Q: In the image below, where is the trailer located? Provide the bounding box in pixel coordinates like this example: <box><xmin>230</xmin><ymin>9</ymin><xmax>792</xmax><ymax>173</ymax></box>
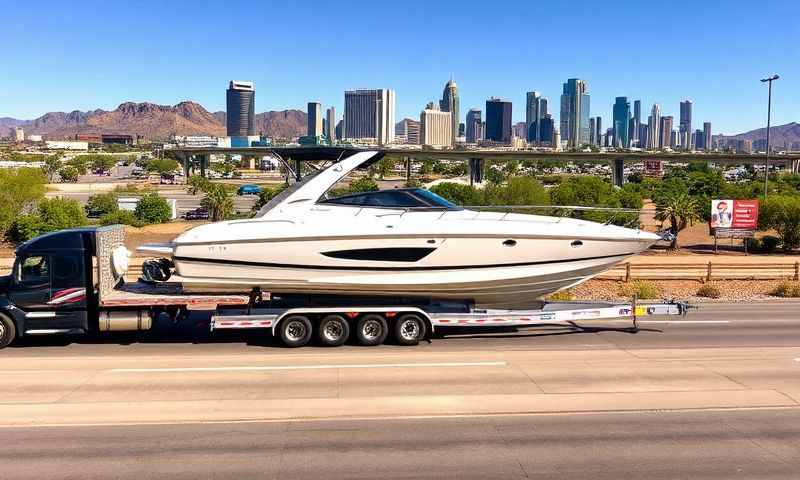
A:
<box><xmin>0</xmin><ymin>225</ymin><xmax>691</xmax><ymax>349</ymax></box>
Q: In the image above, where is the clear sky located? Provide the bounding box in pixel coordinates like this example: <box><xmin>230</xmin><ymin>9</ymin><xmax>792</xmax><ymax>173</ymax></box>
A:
<box><xmin>3</xmin><ymin>0</ymin><xmax>798</xmax><ymax>135</ymax></box>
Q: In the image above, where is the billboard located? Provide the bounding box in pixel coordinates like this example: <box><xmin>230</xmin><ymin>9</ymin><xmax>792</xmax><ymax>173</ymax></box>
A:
<box><xmin>711</xmin><ymin>199</ymin><xmax>759</xmax><ymax>230</ymax></box>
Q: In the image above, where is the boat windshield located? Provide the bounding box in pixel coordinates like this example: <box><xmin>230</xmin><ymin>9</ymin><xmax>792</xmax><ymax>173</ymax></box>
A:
<box><xmin>321</xmin><ymin>188</ymin><xmax>460</xmax><ymax>210</ymax></box>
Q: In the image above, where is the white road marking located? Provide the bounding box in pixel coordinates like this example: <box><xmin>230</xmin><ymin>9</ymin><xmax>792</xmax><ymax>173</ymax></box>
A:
<box><xmin>607</xmin><ymin>320</ymin><xmax>731</xmax><ymax>325</ymax></box>
<box><xmin>110</xmin><ymin>361</ymin><xmax>508</xmax><ymax>373</ymax></box>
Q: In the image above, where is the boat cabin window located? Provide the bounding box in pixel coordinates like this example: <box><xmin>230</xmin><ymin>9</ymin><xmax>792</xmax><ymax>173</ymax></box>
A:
<box><xmin>321</xmin><ymin>188</ymin><xmax>459</xmax><ymax>210</ymax></box>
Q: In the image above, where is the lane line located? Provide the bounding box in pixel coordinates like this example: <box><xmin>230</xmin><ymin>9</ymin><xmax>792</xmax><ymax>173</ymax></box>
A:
<box><xmin>607</xmin><ymin>320</ymin><xmax>731</xmax><ymax>324</ymax></box>
<box><xmin>110</xmin><ymin>361</ymin><xmax>508</xmax><ymax>373</ymax></box>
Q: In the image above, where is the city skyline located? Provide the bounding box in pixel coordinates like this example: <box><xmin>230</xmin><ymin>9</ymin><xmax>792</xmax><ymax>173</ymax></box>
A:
<box><xmin>2</xmin><ymin>0</ymin><xmax>798</xmax><ymax>135</ymax></box>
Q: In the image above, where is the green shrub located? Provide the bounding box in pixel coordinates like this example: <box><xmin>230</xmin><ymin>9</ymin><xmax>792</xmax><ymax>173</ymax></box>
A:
<box><xmin>696</xmin><ymin>283</ymin><xmax>722</xmax><ymax>299</ymax></box>
<box><xmin>134</xmin><ymin>193</ymin><xmax>172</xmax><ymax>224</ymax></box>
<box><xmin>9</xmin><ymin>215</ymin><xmax>44</xmax><ymax>242</ymax></box>
<box><xmin>144</xmin><ymin>158</ymin><xmax>180</xmax><ymax>175</ymax></box>
<box><xmin>760</xmin><ymin>235</ymin><xmax>781</xmax><ymax>253</ymax></box>
<box><xmin>58</xmin><ymin>166</ymin><xmax>79</xmax><ymax>182</ymax></box>
<box><xmin>618</xmin><ymin>280</ymin><xmax>662</xmax><ymax>299</ymax></box>
<box><xmin>86</xmin><ymin>192</ymin><xmax>119</xmax><ymax>215</ymax></box>
<box><xmin>759</xmin><ymin>195</ymin><xmax>800</xmax><ymax>251</ymax></box>
<box><xmin>252</xmin><ymin>184</ymin><xmax>287</xmax><ymax>213</ymax></box>
<box><xmin>429</xmin><ymin>182</ymin><xmax>484</xmax><ymax>205</ymax></box>
<box><xmin>745</xmin><ymin>237</ymin><xmax>762</xmax><ymax>252</ymax></box>
<box><xmin>100</xmin><ymin>210</ymin><xmax>142</xmax><ymax>227</ymax></box>
<box><xmin>347</xmin><ymin>177</ymin><xmax>379</xmax><ymax>193</ymax></box>
<box><xmin>770</xmin><ymin>280</ymin><xmax>800</xmax><ymax>298</ymax></box>
<box><xmin>187</xmin><ymin>175</ymin><xmax>211</xmax><ymax>195</ymax></box>
<box><xmin>9</xmin><ymin>197</ymin><xmax>87</xmax><ymax>242</ymax></box>
<box><xmin>0</xmin><ymin>167</ymin><xmax>46</xmax><ymax>239</ymax></box>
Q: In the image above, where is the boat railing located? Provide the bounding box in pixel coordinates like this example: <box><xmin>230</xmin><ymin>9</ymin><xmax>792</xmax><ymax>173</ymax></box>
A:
<box><xmin>460</xmin><ymin>205</ymin><xmax>651</xmax><ymax>227</ymax></box>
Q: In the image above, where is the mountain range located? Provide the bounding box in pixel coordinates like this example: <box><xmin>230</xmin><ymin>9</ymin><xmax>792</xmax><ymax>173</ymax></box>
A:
<box><xmin>716</xmin><ymin>122</ymin><xmax>800</xmax><ymax>148</ymax></box>
<box><xmin>0</xmin><ymin>102</ymin><xmax>308</xmax><ymax>141</ymax></box>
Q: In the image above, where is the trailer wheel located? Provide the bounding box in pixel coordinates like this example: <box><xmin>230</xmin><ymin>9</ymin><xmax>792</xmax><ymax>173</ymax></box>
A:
<box><xmin>394</xmin><ymin>314</ymin><xmax>427</xmax><ymax>346</ymax></box>
<box><xmin>279</xmin><ymin>315</ymin><xmax>313</xmax><ymax>347</ymax></box>
<box><xmin>0</xmin><ymin>313</ymin><xmax>16</xmax><ymax>349</ymax></box>
<box><xmin>318</xmin><ymin>314</ymin><xmax>350</xmax><ymax>347</ymax></box>
<box><xmin>356</xmin><ymin>314</ymin><xmax>388</xmax><ymax>346</ymax></box>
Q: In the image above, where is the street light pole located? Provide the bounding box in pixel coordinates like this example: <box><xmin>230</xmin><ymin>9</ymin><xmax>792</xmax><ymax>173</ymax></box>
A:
<box><xmin>761</xmin><ymin>74</ymin><xmax>779</xmax><ymax>202</ymax></box>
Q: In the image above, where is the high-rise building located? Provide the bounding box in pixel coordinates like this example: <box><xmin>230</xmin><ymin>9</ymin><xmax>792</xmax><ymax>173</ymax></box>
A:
<box><xmin>703</xmin><ymin>122</ymin><xmax>712</xmax><ymax>151</ymax></box>
<box><xmin>694</xmin><ymin>129</ymin><xmax>704</xmax><ymax>150</ymax></box>
<box><xmin>420</xmin><ymin>108</ymin><xmax>452</xmax><ymax>147</ymax></box>
<box><xmin>12</xmin><ymin>126</ymin><xmax>24</xmax><ymax>142</ymax></box>
<box><xmin>659</xmin><ymin>116</ymin><xmax>673</xmax><ymax>149</ymax></box>
<box><xmin>639</xmin><ymin>123</ymin><xmax>649</xmax><ymax>149</ymax></box>
<box><xmin>485</xmin><ymin>98</ymin><xmax>512</xmax><ymax>144</ymax></box>
<box><xmin>395</xmin><ymin>118</ymin><xmax>420</xmax><ymax>145</ymax></box>
<box><xmin>631</xmin><ymin>100</ymin><xmax>641</xmax><ymax>147</ymax></box>
<box><xmin>343</xmin><ymin>89</ymin><xmax>395</xmax><ymax>144</ymax></box>
<box><xmin>458</xmin><ymin>123</ymin><xmax>465</xmax><ymax>137</ymax></box>
<box><xmin>335</xmin><ymin>120</ymin><xmax>343</xmax><ymax>141</ymax></box>
<box><xmin>594</xmin><ymin>117</ymin><xmax>602</xmax><ymax>147</ymax></box>
<box><xmin>326</xmin><ymin>107</ymin><xmax>337</xmax><ymax>141</ymax></box>
<box><xmin>465</xmin><ymin>109</ymin><xmax>482</xmax><ymax>143</ymax></box>
<box><xmin>612</xmin><ymin>97</ymin><xmax>631</xmax><ymax>148</ymax></box>
<box><xmin>647</xmin><ymin>104</ymin><xmax>661</xmax><ymax>150</ymax></box>
<box><xmin>439</xmin><ymin>79</ymin><xmax>459</xmax><ymax>147</ymax></box>
<box><xmin>513</xmin><ymin>122</ymin><xmax>527</xmax><ymax>140</ymax></box>
<box><xmin>539</xmin><ymin>115</ymin><xmax>555</xmax><ymax>146</ymax></box>
<box><xmin>307</xmin><ymin>102</ymin><xmax>323</xmax><ymax>137</ymax></box>
<box><xmin>226</xmin><ymin>81</ymin><xmax>256</xmax><ymax>137</ymax></box>
<box><xmin>525</xmin><ymin>91</ymin><xmax>542</xmax><ymax>143</ymax></box>
<box><xmin>679</xmin><ymin>100</ymin><xmax>692</xmax><ymax>150</ymax></box>
<box><xmin>589</xmin><ymin>117</ymin><xmax>596</xmax><ymax>145</ymax></box>
<box><xmin>559</xmin><ymin>78</ymin><xmax>590</xmax><ymax>148</ymax></box>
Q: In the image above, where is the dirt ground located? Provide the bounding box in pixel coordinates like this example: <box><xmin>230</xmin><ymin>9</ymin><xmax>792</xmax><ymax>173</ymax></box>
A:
<box><xmin>573</xmin><ymin>278</ymin><xmax>798</xmax><ymax>303</ymax></box>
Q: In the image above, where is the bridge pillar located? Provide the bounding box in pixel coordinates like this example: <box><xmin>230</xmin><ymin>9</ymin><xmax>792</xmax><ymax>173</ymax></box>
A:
<box><xmin>292</xmin><ymin>158</ymin><xmax>302</xmax><ymax>181</ymax></box>
<box><xmin>405</xmin><ymin>156</ymin><xmax>412</xmax><ymax>182</ymax></box>
<box><xmin>468</xmin><ymin>158</ymin><xmax>485</xmax><ymax>186</ymax></box>
<box><xmin>180</xmin><ymin>154</ymin><xmax>191</xmax><ymax>177</ymax></box>
<box><xmin>792</xmin><ymin>159</ymin><xmax>800</xmax><ymax>174</ymax></box>
<box><xmin>611</xmin><ymin>158</ymin><xmax>625</xmax><ymax>187</ymax></box>
<box><xmin>199</xmin><ymin>154</ymin><xmax>208</xmax><ymax>178</ymax></box>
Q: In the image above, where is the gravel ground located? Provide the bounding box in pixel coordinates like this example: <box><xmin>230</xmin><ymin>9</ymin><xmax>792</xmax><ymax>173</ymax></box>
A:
<box><xmin>572</xmin><ymin>279</ymin><xmax>800</xmax><ymax>303</ymax></box>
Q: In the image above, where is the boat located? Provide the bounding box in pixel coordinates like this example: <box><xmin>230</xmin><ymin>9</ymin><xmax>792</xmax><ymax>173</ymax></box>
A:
<box><xmin>139</xmin><ymin>148</ymin><xmax>661</xmax><ymax>307</ymax></box>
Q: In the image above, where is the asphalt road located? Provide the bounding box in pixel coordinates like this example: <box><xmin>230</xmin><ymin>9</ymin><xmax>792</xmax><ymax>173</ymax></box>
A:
<box><xmin>2</xmin><ymin>302</ymin><xmax>799</xmax><ymax>478</ymax></box>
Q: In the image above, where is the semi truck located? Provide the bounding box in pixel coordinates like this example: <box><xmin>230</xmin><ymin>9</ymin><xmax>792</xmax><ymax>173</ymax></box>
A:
<box><xmin>0</xmin><ymin>225</ymin><xmax>689</xmax><ymax>349</ymax></box>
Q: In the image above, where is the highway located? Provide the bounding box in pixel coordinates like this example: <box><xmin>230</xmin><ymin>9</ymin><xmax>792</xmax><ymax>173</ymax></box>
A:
<box><xmin>1</xmin><ymin>302</ymin><xmax>799</xmax><ymax>478</ymax></box>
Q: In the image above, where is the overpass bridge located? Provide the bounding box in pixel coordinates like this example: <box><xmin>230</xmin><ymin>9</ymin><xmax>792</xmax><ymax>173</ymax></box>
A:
<box><xmin>165</xmin><ymin>146</ymin><xmax>800</xmax><ymax>187</ymax></box>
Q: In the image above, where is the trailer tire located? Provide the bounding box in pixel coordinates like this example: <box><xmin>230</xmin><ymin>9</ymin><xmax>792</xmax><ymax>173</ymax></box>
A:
<box><xmin>0</xmin><ymin>313</ymin><xmax>16</xmax><ymax>349</ymax></box>
<box><xmin>318</xmin><ymin>314</ymin><xmax>350</xmax><ymax>347</ymax></box>
<box><xmin>356</xmin><ymin>314</ymin><xmax>388</xmax><ymax>346</ymax></box>
<box><xmin>278</xmin><ymin>315</ymin><xmax>313</xmax><ymax>347</ymax></box>
<box><xmin>394</xmin><ymin>314</ymin><xmax>427</xmax><ymax>346</ymax></box>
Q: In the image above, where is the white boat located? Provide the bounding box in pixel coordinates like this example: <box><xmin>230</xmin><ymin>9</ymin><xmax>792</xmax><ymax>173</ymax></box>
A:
<box><xmin>140</xmin><ymin>149</ymin><xmax>661</xmax><ymax>307</ymax></box>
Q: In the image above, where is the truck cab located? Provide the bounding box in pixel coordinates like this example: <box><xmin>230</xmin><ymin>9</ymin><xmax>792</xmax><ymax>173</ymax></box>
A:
<box><xmin>0</xmin><ymin>229</ymin><xmax>97</xmax><ymax>346</ymax></box>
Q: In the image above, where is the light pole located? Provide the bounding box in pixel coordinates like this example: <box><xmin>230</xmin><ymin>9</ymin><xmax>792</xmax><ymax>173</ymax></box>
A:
<box><xmin>761</xmin><ymin>74</ymin><xmax>779</xmax><ymax>202</ymax></box>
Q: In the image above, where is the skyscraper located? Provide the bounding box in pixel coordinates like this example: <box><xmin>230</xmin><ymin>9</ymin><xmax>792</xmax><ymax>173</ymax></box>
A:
<box><xmin>632</xmin><ymin>100</ymin><xmax>641</xmax><ymax>147</ymax></box>
<box><xmin>703</xmin><ymin>122</ymin><xmax>712</xmax><ymax>151</ymax></box>
<box><xmin>526</xmin><ymin>91</ymin><xmax>542</xmax><ymax>143</ymax></box>
<box><xmin>589</xmin><ymin>117</ymin><xmax>596</xmax><ymax>145</ymax></box>
<box><xmin>612</xmin><ymin>97</ymin><xmax>631</xmax><ymax>148</ymax></box>
<box><xmin>648</xmin><ymin>103</ymin><xmax>661</xmax><ymax>150</ymax></box>
<box><xmin>559</xmin><ymin>78</ymin><xmax>590</xmax><ymax>148</ymax></box>
<box><xmin>679</xmin><ymin>100</ymin><xmax>692</xmax><ymax>150</ymax></box>
<box><xmin>343</xmin><ymin>89</ymin><xmax>395</xmax><ymax>144</ymax></box>
<box><xmin>226</xmin><ymin>80</ymin><xmax>256</xmax><ymax>137</ymax></box>
<box><xmin>594</xmin><ymin>117</ymin><xmax>602</xmax><ymax>147</ymax></box>
<box><xmin>420</xmin><ymin>108</ymin><xmax>452</xmax><ymax>147</ymax></box>
<box><xmin>659</xmin><ymin>116</ymin><xmax>673</xmax><ymax>149</ymax></box>
<box><xmin>395</xmin><ymin>118</ymin><xmax>421</xmax><ymax>145</ymax></box>
<box><xmin>307</xmin><ymin>102</ymin><xmax>322</xmax><ymax>137</ymax></box>
<box><xmin>485</xmin><ymin>98</ymin><xmax>512</xmax><ymax>144</ymax></box>
<box><xmin>326</xmin><ymin>107</ymin><xmax>336</xmax><ymax>141</ymax></box>
<box><xmin>465</xmin><ymin>109</ymin><xmax>482</xmax><ymax>143</ymax></box>
<box><xmin>539</xmin><ymin>115</ymin><xmax>555</xmax><ymax>146</ymax></box>
<box><xmin>439</xmin><ymin>79</ymin><xmax>459</xmax><ymax>147</ymax></box>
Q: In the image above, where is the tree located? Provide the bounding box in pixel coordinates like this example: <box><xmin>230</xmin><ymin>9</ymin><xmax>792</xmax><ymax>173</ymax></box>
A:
<box><xmin>86</xmin><ymin>192</ymin><xmax>119</xmax><ymax>216</ymax></box>
<box><xmin>58</xmin><ymin>166</ymin><xmax>79</xmax><ymax>183</ymax></box>
<box><xmin>0</xmin><ymin>168</ymin><xmax>46</xmax><ymax>238</ymax></box>
<box><xmin>346</xmin><ymin>177</ymin><xmax>379</xmax><ymax>193</ymax></box>
<box><xmin>134</xmin><ymin>193</ymin><xmax>172</xmax><ymax>224</ymax></box>
<box><xmin>759</xmin><ymin>195</ymin><xmax>800</xmax><ymax>251</ymax></box>
<box><xmin>85</xmin><ymin>154</ymin><xmax>116</xmax><ymax>173</ymax></box>
<box><xmin>654</xmin><ymin>190</ymin><xmax>700</xmax><ymax>250</ymax></box>
<box><xmin>484</xmin><ymin>176</ymin><xmax>549</xmax><ymax>207</ymax></box>
<box><xmin>429</xmin><ymin>183</ymin><xmax>484</xmax><ymax>206</ymax></box>
<box><xmin>10</xmin><ymin>197</ymin><xmax>88</xmax><ymax>242</ymax></box>
<box><xmin>145</xmin><ymin>158</ymin><xmax>180</xmax><ymax>175</ymax></box>
<box><xmin>369</xmin><ymin>158</ymin><xmax>394</xmax><ymax>180</ymax></box>
<box><xmin>201</xmin><ymin>184</ymin><xmax>235</xmax><ymax>221</ymax></box>
<box><xmin>66</xmin><ymin>156</ymin><xmax>88</xmax><ymax>175</ymax></box>
<box><xmin>550</xmin><ymin>176</ymin><xmax>640</xmax><ymax>225</ymax></box>
<box><xmin>252</xmin><ymin>184</ymin><xmax>287</xmax><ymax>213</ymax></box>
<box><xmin>186</xmin><ymin>175</ymin><xmax>211</xmax><ymax>195</ymax></box>
<box><xmin>42</xmin><ymin>154</ymin><xmax>62</xmax><ymax>182</ymax></box>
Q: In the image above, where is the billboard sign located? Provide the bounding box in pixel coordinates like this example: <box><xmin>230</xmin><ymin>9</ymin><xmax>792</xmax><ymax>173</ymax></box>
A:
<box><xmin>711</xmin><ymin>199</ymin><xmax>759</xmax><ymax>230</ymax></box>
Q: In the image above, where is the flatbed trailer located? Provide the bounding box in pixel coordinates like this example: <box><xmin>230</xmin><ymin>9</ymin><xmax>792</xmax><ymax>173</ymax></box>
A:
<box><xmin>0</xmin><ymin>225</ymin><xmax>691</xmax><ymax>349</ymax></box>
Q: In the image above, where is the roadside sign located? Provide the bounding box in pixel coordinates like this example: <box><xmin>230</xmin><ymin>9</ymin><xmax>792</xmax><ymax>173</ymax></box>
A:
<box><xmin>711</xmin><ymin>199</ymin><xmax>759</xmax><ymax>230</ymax></box>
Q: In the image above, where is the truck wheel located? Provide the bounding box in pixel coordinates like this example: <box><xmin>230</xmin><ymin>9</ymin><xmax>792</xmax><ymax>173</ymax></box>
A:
<box><xmin>356</xmin><ymin>314</ymin><xmax>388</xmax><ymax>346</ymax></box>
<box><xmin>0</xmin><ymin>313</ymin><xmax>17</xmax><ymax>349</ymax></box>
<box><xmin>279</xmin><ymin>315</ymin><xmax>312</xmax><ymax>347</ymax></box>
<box><xmin>318</xmin><ymin>314</ymin><xmax>350</xmax><ymax>347</ymax></box>
<box><xmin>394</xmin><ymin>314</ymin><xmax>427</xmax><ymax>346</ymax></box>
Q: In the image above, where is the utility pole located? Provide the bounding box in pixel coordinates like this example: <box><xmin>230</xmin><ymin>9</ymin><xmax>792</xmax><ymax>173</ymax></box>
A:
<box><xmin>760</xmin><ymin>74</ymin><xmax>779</xmax><ymax>202</ymax></box>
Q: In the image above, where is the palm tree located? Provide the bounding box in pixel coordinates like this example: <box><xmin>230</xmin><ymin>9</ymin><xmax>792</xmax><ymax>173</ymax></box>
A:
<box><xmin>200</xmin><ymin>184</ymin><xmax>234</xmax><ymax>222</ymax></box>
<box><xmin>654</xmin><ymin>191</ymin><xmax>700</xmax><ymax>250</ymax></box>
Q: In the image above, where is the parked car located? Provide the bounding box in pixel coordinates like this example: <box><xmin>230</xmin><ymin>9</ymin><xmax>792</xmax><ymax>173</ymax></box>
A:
<box><xmin>183</xmin><ymin>207</ymin><xmax>210</xmax><ymax>220</ymax></box>
<box><xmin>237</xmin><ymin>184</ymin><xmax>262</xmax><ymax>196</ymax></box>
<box><xmin>85</xmin><ymin>207</ymin><xmax>104</xmax><ymax>219</ymax></box>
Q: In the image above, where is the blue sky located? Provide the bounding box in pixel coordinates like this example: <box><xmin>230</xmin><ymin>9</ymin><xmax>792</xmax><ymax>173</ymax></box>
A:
<box><xmin>3</xmin><ymin>0</ymin><xmax>798</xmax><ymax>135</ymax></box>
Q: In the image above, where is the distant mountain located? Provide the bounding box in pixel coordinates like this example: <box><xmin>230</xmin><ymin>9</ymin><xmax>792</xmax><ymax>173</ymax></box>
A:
<box><xmin>717</xmin><ymin>122</ymin><xmax>800</xmax><ymax>149</ymax></box>
<box><xmin>2</xmin><ymin>102</ymin><xmax>308</xmax><ymax>141</ymax></box>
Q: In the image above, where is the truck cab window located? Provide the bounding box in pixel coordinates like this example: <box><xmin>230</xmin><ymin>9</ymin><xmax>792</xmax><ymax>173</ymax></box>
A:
<box><xmin>18</xmin><ymin>256</ymin><xmax>49</xmax><ymax>284</ymax></box>
<box><xmin>52</xmin><ymin>254</ymin><xmax>82</xmax><ymax>288</ymax></box>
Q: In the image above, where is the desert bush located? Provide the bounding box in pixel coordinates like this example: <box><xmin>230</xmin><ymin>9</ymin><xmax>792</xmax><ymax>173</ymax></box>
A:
<box><xmin>134</xmin><ymin>193</ymin><xmax>172</xmax><ymax>224</ymax></box>
<box><xmin>618</xmin><ymin>280</ymin><xmax>662</xmax><ymax>299</ymax></box>
<box><xmin>0</xmin><ymin>167</ymin><xmax>46</xmax><ymax>238</ymax></box>
<box><xmin>99</xmin><ymin>210</ymin><xmax>143</xmax><ymax>227</ymax></box>
<box><xmin>9</xmin><ymin>197</ymin><xmax>87</xmax><ymax>242</ymax></box>
<box><xmin>58</xmin><ymin>166</ymin><xmax>79</xmax><ymax>183</ymax></box>
<box><xmin>86</xmin><ymin>192</ymin><xmax>119</xmax><ymax>216</ymax></box>
<box><xmin>769</xmin><ymin>280</ymin><xmax>800</xmax><ymax>298</ymax></box>
<box><xmin>696</xmin><ymin>283</ymin><xmax>722</xmax><ymax>299</ymax></box>
<box><xmin>547</xmin><ymin>290</ymin><xmax>576</xmax><ymax>301</ymax></box>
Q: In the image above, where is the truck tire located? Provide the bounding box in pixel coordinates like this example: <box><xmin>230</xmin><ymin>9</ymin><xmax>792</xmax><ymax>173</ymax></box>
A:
<box><xmin>0</xmin><ymin>313</ymin><xmax>17</xmax><ymax>349</ymax></box>
<box><xmin>394</xmin><ymin>314</ymin><xmax>427</xmax><ymax>346</ymax></box>
<box><xmin>318</xmin><ymin>314</ymin><xmax>350</xmax><ymax>347</ymax></box>
<box><xmin>279</xmin><ymin>315</ymin><xmax>312</xmax><ymax>347</ymax></box>
<box><xmin>356</xmin><ymin>314</ymin><xmax>388</xmax><ymax>346</ymax></box>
